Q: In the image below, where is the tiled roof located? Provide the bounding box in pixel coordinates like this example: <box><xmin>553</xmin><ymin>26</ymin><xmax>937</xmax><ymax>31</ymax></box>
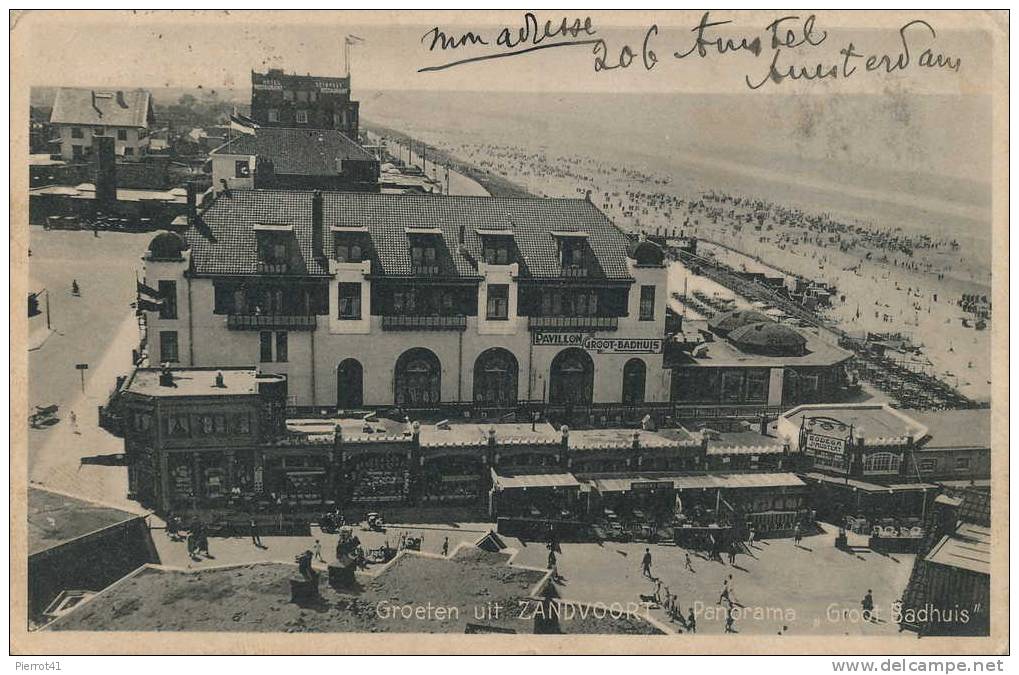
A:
<box><xmin>211</xmin><ymin>127</ymin><xmax>376</xmax><ymax>175</ymax></box>
<box><xmin>186</xmin><ymin>190</ymin><xmax>635</xmax><ymax>280</ymax></box>
<box><xmin>49</xmin><ymin>87</ymin><xmax>152</xmax><ymax>128</ymax></box>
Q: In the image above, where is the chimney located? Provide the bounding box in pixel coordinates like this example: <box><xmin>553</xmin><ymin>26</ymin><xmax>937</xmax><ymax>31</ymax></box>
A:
<box><xmin>91</xmin><ymin>90</ymin><xmax>102</xmax><ymax>117</ymax></box>
<box><xmin>311</xmin><ymin>190</ymin><xmax>324</xmax><ymax>258</ymax></box>
<box><xmin>94</xmin><ymin>136</ymin><xmax>117</xmax><ymax>205</ymax></box>
<box><xmin>116</xmin><ymin>90</ymin><xmax>127</xmax><ymax>108</ymax></box>
<box><xmin>488</xmin><ymin>426</ymin><xmax>497</xmax><ymax>447</ymax></box>
<box><xmin>185</xmin><ymin>182</ymin><xmax>197</xmax><ymax>224</ymax></box>
<box><xmin>219</xmin><ymin>179</ymin><xmax>231</xmax><ymax>198</ymax></box>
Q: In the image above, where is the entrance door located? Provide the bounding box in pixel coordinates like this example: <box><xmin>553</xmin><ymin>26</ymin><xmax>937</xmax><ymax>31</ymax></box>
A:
<box><xmin>337</xmin><ymin>359</ymin><xmax>364</xmax><ymax>408</ymax></box>
<box><xmin>622</xmin><ymin>358</ymin><xmax>647</xmax><ymax>404</ymax></box>
<box><xmin>549</xmin><ymin>348</ymin><xmax>594</xmax><ymax>405</ymax></box>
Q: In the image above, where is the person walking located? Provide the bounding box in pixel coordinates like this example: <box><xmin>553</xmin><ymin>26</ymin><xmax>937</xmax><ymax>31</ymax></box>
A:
<box><xmin>747</xmin><ymin>528</ymin><xmax>756</xmax><ymax>548</ymax></box>
<box><xmin>724</xmin><ymin>608</ymin><xmax>736</xmax><ymax>633</ymax></box>
<box><xmin>442</xmin><ymin>537</ymin><xmax>449</xmax><ymax>557</ymax></box>
<box><xmin>793</xmin><ymin>523</ymin><xmax>802</xmax><ymax>545</ymax></box>
<box><xmin>727</xmin><ymin>574</ymin><xmax>739</xmax><ymax>605</ymax></box>
<box><xmin>686</xmin><ymin>609</ymin><xmax>696</xmax><ymax>633</ymax></box>
<box><xmin>684</xmin><ymin>552</ymin><xmax>695</xmax><ymax>572</ymax></box>
<box><xmin>641</xmin><ymin>547</ymin><xmax>653</xmax><ymax>579</ymax></box>
<box><xmin>862</xmin><ymin>589</ymin><xmax>875</xmax><ymax>622</ymax></box>
<box><xmin>717</xmin><ymin>576</ymin><xmax>731</xmax><ymax>606</ymax></box>
<box><xmin>249</xmin><ymin>518</ymin><xmax>262</xmax><ymax>547</ymax></box>
<box><xmin>312</xmin><ymin>539</ymin><xmax>324</xmax><ymax>562</ymax></box>
<box><xmin>69</xmin><ymin>411</ymin><xmax>80</xmax><ymax>435</ymax></box>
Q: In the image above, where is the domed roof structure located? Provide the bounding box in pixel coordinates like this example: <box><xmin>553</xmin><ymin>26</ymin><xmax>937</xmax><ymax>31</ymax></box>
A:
<box><xmin>147</xmin><ymin>231</ymin><xmax>188</xmax><ymax>261</ymax></box>
<box><xmin>708</xmin><ymin>309</ymin><xmax>773</xmax><ymax>336</ymax></box>
<box><xmin>728</xmin><ymin>321</ymin><xmax>808</xmax><ymax>356</ymax></box>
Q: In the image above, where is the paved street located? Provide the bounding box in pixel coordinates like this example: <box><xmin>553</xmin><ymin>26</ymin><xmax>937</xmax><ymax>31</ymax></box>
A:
<box><xmin>27</xmin><ymin>227</ymin><xmax>150</xmax><ymax>511</ymax></box>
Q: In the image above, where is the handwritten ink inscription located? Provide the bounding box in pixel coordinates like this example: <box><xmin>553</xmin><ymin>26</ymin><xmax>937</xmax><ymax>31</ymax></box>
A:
<box><xmin>417</xmin><ymin>12</ymin><xmax>962</xmax><ymax>89</ymax></box>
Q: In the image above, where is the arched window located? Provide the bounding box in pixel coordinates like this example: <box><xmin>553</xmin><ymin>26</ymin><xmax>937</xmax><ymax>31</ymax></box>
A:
<box><xmin>622</xmin><ymin>358</ymin><xmax>646</xmax><ymax>404</ymax></box>
<box><xmin>473</xmin><ymin>348</ymin><xmax>519</xmax><ymax>405</ymax></box>
<box><xmin>337</xmin><ymin>359</ymin><xmax>364</xmax><ymax>408</ymax></box>
<box><xmin>394</xmin><ymin>348</ymin><xmax>441</xmax><ymax>406</ymax></box>
<box><xmin>863</xmin><ymin>452</ymin><xmax>901</xmax><ymax>474</ymax></box>
<box><xmin>549</xmin><ymin>348</ymin><xmax>594</xmax><ymax>405</ymax></box>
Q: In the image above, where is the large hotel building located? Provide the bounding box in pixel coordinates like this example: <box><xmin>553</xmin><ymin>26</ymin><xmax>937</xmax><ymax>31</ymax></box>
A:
<box><xmin>142</xmin><ymin>189</ymin><xmax>670</xmax><ymax>410</ymax></box>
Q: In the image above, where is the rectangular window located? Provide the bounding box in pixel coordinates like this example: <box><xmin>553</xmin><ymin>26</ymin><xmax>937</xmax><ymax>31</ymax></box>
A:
<box><xmin>124</xmin><ymin>147</ymin><xmax>134</xmax><ymax>156</ymax></box>
<box><xmin>259</xmin><ymin>331</ymin><xmax>273</xmax><ymax>363</ymax></box>
<box><xmin>296</xmin><ymin>110</ymin><xmax>308</xmax><ymax>124</ymax></box>
<box><xmin>955</xmin><ymin>457</ymin><xmax>971</xmax><ymax>471</ymax></box>
<box><xmin>159</xmin><ymin>331</ymin><xmax>179</xmax><ymax>363</ymax></box>
<box><xmin>117</xmin><ymin>129</ymin><xmax>128</xmax><ymax>141</ymax></box>
<box><xmin>336</xmin><ymin>242</ymin><xmax>363</xmax><ymax>263</ymax></box>
<box><xmin>487</xmin><ymin>284</ymin><xmax>509</xmax><ymax>320</ymax></box>
<box><xmin>639</xmin><ymin>285</ymin><xmax>656</xmax><ymax>321</ymax></box>
<box><xmin>158</xmin><ymin>280</ymin><xmax>178</xmax><ymax>319</ymax></box>
<box><xmin>275</xmin><ymin>331</ymin><xmax>288</xmax><ymax>363</ymax></box>
<box><xmin>93</xmin><ymin>127</ymin><xmax>105</xmax><ymax>136</ymax></box>
<box><xmin>235</xmin><ymin>160</ymin><xmax>250</xmax><ymax>178</ymax></box>
<box><xmin>745</xmin><ymin>369</ymin><xmax>768</xmax><ymax>402</ymax></box>
<box><xmin>338</xmin><ymin>283</ymin><xmax>362</xmax><ymax>319</ymax></box>
<box><xmin>267</xmin><ymin>109</ymin><xmax>279</xmax><ymax>123</ymax></box>
<box><xmin>918</xmin><ymin>458</ymin><xmax>937</xmax><ymax>473</ymax></box>
<box><xmin>71</xmin><ymin>127</ymin><xmax>83</xmax><ymax>139</ymax></box>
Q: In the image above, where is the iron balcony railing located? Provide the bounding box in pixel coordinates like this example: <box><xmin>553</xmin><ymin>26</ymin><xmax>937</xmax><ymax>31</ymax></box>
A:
<box><xmin>381</xmin><ymin>315</ymin><xmax>467</xmax><ymax>331</ymax></box>
<box><xmin>255</xmin><ymin>261</ymin><xmax>289</xmax><ymax>274</ymax></box>
<box><xmin>227</xmin><ymin>314</ymin><xmax>317</xmax><ymax>331</ymax></box>
<box><xmin>527</xmin><ymin>316</ymin><xmax>618</xmax><ymax>332</ymax></box>
<box><xmin>560</xmin><ymin>265</ymin><xmax>589</xmax><ymax>278</ymax></box>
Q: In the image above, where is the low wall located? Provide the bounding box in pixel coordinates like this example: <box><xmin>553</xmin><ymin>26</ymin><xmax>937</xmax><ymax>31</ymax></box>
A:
<box><xmin>29</xmin><ymin>516</ymin><xmax>159</xmax><ymax>623</ymax></box>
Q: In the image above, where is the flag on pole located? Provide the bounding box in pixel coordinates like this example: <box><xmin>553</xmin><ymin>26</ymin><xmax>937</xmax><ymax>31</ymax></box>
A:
<box><xmin>345</xmin><ymin>34</ymin><xmax>365</xmax><ymax>45</ymax></box>
<box><xmin>136</xmin><ymin>280</ymin><xmax>164</xmax><ymax>312</ymax></box>
<box><xmin>229</xmin><ymin>112</ymin><xmax>257</xmax><ymax>135</ymax></box>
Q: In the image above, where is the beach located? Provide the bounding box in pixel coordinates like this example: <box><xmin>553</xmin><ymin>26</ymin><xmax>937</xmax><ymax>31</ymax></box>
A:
<box><xmin>360</xmin><ymin>90</ymin><xmax>992</xmax><ymax>403</ymax></box>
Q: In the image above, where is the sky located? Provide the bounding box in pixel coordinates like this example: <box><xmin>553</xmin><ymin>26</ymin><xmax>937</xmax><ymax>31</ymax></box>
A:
<box><xmin>15</xmin><ymin>10</ymin><xmax>999</xmax><ymax>96</ymax></box>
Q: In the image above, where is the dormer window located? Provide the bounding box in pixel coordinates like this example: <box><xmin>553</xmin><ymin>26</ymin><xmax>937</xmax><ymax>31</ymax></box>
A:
<box><xmin>477</xmin><ymin>228</ymin><xmax>515</xmax><ymax>266</ymax></box>
<box><xmin>254</xmin><ymin>223</ymin><xmax>294</xmax><ymax>274</ymax></box>
<box><xmin>551</xmin><ymin>231</ymin><xmax>589</xmax><ymax>277</ymax></box>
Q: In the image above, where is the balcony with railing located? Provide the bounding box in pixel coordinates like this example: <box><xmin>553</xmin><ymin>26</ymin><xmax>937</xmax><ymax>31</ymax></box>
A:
<box><xmin>227</xmin><ymin>314</ymin><xmax>317</xmax><ymax>331</ymax></box>
<box><xmin>527</xmin><ymin>316</ymin><xmax>618</xmax><ymax>332</ymax></box>
<box><xmin>381</xmin><ymin>315</ymin><xmax>467</xmax><ymax>331</ymax></box>
<box><xmin>560</xmin><ymin>265</ymin><xmax>589</xmax><ymax>278</ymax></box>
<box><xmin>255</xmin><ymin>261</ymin><xmax>290</xmax><ymax>274</ymax></box>
<box><xmin>411</xmin><ymin>264</ymin><xmax>441</xmax><ymax>276</ymax></box>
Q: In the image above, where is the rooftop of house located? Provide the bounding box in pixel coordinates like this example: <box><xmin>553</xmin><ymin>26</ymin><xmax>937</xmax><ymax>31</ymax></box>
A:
<box><xmin>673</xmin><ymin>326</ymin><xmax>854</xmax><ymax>368</ymax></box>
<box><xmin>925</xmin><ymin>522</ymin><xmax>990</xmax><ymax>576</ymax></box>
<box><xmin>211</xmin><ymin>127</ymin><xmax>377</xmax><ymax>174</ymax></box>
<box><xmin>49</xmin><ymin>87</ymin><xmax>153</xmax><ymax>128</ymax></box>
<box><xmin>185</xmin><ymin>190</ymin><xmax>640</xmax><ymax>280</ymax></box>
<box><xmin>780</xmin><ymin>404</ymin><xmax>929</xmax><ymax>445</ymax></box>
<box><xmin>45</xmin><ymin>546</ymin><xmax>660</xmax><ymax>634</ymax></box>
<box><xmin>904</xmin><ymin>409</ymin><xmax>992</xmax><ymax>450</ymax></box>
<box><xmin>28</xmin><ymin>488</ymin><xmax>142</xmax><ymax>556</ymax></box>
<box><xmin>123</xmin><ymin>367</ymin><xmax>269</xmax><ymax>398</ymax></box>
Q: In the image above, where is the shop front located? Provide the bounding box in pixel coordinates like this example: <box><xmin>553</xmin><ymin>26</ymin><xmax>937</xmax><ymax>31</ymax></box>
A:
<box><xmin>419</xmin><ymin>454</ymin><xmax>487</xmax><ymax>504</ymax></box>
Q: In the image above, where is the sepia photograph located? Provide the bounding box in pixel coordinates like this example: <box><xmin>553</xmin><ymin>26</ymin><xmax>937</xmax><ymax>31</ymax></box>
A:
<box><xmin>9</xmin><ymin>8</ymin><xmax>1008</xmax><ymax>658</ymax></box>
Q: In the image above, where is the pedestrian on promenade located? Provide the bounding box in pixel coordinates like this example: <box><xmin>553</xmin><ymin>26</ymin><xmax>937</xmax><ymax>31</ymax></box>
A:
<box><xmin>69</xmin><ymin>411</ymin><xmax>80</xmax><ymax>434</ymax></box>
<box><xmin>641</xmin><ymin>547</ymin><xmax>653</xmax><ymax>579</ymax></box>
<box><xmin>71</xmin><ymin>280</ymin><xmax>79</xmax><ymax>296</ymax></box>
<box><xmin>747</xmin><ymin>528</ymin><xmax>756</xmax><ymax>548</ymax></box>
<box><xmin>249</xmin><ymin>518</ymin><xmax>262</xmax><ymax>547</ymax></box>
<box><xmin>793</xmin><ymin>524</ymin><xmax>803</xmax><ymax>545</ymax></box>
<box><xmin>862</xmin><ymin>589</ymin><xmax>875</xmax><ymax>622</ymax></box>
<box><xmin>717</xmin><ymin>577</ymin><xmax>731</xmax><ymax>606</ymax></box>
<box><xmin>685</xmin><ymin>552</ymin><xmax>695</xmax><ymax>572</ymax></box>
<box><xmin>727</xmin><ymin>574</ymin><xmax>739</xmax><ymax>605</ymax></box>
<box><xmin>724</xmin><ymin>608</ymin><xmax>736</xmax><ymax>633</ymax></box>
<box><xmin>442</xmin><ymin>537</ymin><xmax>449</xmax><ymax>557</ymax></box>
<box><xmin>686</xmin><ymin>609</ymin><xmax>696</xmax><ymax>633</ymax></box>
<box><xmin>312</xmin><ymin>539</ymin><xmax>324</xmax><ymax>562</ymax></box>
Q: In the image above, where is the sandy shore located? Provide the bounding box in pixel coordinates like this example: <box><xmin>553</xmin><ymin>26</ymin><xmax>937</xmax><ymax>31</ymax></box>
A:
<box><xmin>367</xmin><ymin>132</ymin><xmax>990</xmax><ymax>403</ymax></box>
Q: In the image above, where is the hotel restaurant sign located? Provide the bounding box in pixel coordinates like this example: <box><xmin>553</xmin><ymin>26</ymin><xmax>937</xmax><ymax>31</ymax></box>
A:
<box><xmin>532</xmin><ymin>332</ymin><xmax>663</xmax><ymax>354</ymax></box>
<box><xmin>803</xmin><ymin>417</ymin><xmax>851</xmax><ymax>455</ymax></box>
<box><xmin>253</xmin><ymin>78</ymin><xmax>349</xmax><ymax>94</ymax></box>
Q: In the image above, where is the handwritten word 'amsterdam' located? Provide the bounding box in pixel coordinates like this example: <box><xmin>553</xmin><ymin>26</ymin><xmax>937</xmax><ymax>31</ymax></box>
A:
<box><xmin>417</xmin><ymin>12</ymin><xmax>962</xmax><ymax>89</ymax></box>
